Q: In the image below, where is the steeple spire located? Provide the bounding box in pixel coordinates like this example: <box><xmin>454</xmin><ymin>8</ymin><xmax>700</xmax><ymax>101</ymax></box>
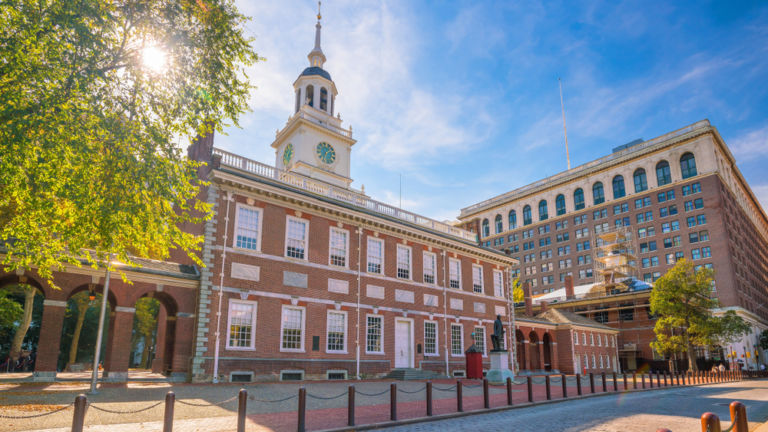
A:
<box><xmin>308</xmin><ymin>1</ymin><xmax>326</xmax><ymax>68</ymax></box>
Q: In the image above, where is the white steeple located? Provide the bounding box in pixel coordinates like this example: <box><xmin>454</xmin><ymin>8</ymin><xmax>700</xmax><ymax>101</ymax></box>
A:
<box><xmin>308</xmin><ymin>2</ymin><xmax>326</xmax><ymax>68</ymax></box>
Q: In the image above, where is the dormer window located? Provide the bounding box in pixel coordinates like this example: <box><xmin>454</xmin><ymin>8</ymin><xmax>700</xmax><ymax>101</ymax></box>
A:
<box><xmin>320</xmin><ymin>87</ymin><xmax>328</xmax><ymax>111</ymax></box>
<box><xmin>306</xmin><ymin>85</ymin><xmax>314</xmax><ymax>107</ymax></box>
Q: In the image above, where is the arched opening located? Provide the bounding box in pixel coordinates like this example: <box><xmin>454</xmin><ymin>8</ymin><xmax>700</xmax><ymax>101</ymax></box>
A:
<box><xmin>523</xmin><ymin>205</ymin><xmax>532</xmax><ymax>226</ymax></box>
<box><xmin>495</xmin><ymin>214</ymin><xmax>503</xmax><ymax>234</ymax></box>
<box><xmin>320</xmin><ymin>87</ymin><xmax>328</xmax><ymax>111</ymax></box>
<box><xmin>57</xmin><ymin>284</ymin><xmax>115</xmax><ymax>373</ymax></box>
<box><xmin>295</xmin><ymin>88</ymin><xmax>301</xmax><ymax>113</ymax></box>
<box><xmin>481</xmin><ymin>219</ymin><xmax>489</xmax><ymax>237</ymax></box>
<box><xmin>680</xmin><ymin>153</ymin><xmax>697</xmax><ymax>179</ymax></box>
<box><xmin>305</xmin><ymin>85</ymin><xmax>314</xmax><ymax>107</ymax></box>
<box><xmin>538</xmin><ymin>200</ymin><xmax>548</xmax><ymax>221</ymax></box>
<box><xmin>574</xmin><ymin>188</ymin><xmax>585</xmax><ymax>210</ymax></box>
<box><xmin>528</xmin><ymin>331</ymin><xmax>540</xmax><ymax>370</ymax></box>
<box><xmin>0</xmin><ymin>281</ymin><xmax>45</xmax><ymax>373</ymax></box>
<box><xmin>633</xmin><ymin>168</ymin><xmax>648</xmax><ymax>193</ymax></box>
<box><xmin>130</xmin><ymin>292</ymin><xmax>178</xmax><ymax>375</ymax></box>
<box><xmin>508</xmin><ymin>210</ymin><xmax>517</xmax><ymax>230</ymax></box>
<box><xmin>556</xmin><ymin>194</ymin><xmax>566</xmax><ymax>216</ymax></box>
<box><xmin>542</xmin><ymin>333</ymin><xmax>553</xmax><ymax>371</ymax></box>
<box><xmin>515</xmin><ymin>329</ymin><xmax>526</xmax><ymax>371</ymax></box>
<box><xmin>592</xmin><ymin>182</ymin><xmax>605</xmax><ymax>205</ymax></box>
<box><xmin>612</xmin><ymin>175</ymin><xmax>625</xmax><ymax>199</ymax></box>
<box><xmin>656</xmin><ymin>160</ymin><xmax>671</xmax><ymax>186</ymax></box>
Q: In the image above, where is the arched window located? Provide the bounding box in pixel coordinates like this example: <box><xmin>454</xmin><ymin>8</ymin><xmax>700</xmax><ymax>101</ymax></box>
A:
<box><xmin>495</xmin><ymin>214</ymin><xmax>503</xmax><ymax>233</ymax></box>
<box><xmin>574</xmin><ymin>188</ymin><xmax>585</xmax><ymax>210</ymax></box>
<box><xmin>306</xmin><ymin>85</ymin><xmax>314</xmax><ymax>107</ymax></box>
<box><xmin>680</xmin><ymin>153</ymin><xmax>697</xmax><ymax>179</ymax></box>
<box><xmin>656</xmin><ymin>160</ymin><xmax>671</xmax><ymax>186</ymax></box>
<box><xmin>482</xmin><ymin>219</ymin><xmax>489</xmax><ymax>237</ymax></box>
<box><xmin>592</xmin><ymin>182</ymin><xmax>605</xmax><ymax>205</ymax></box>
<box><xmin>556</xmin><ymin>194</ymin><xmax>566</xmax><ymax>216</ymax></box>
<box><xmin>538</xmin><ymin>200</ymin><xmax>548</xmax><ymax>221</ymax></box>
<box><xmin>633</xmin><ymin>168</ymin><xmax>648</xmax><ymax>193</ymax></box>
<box><xmin>612</xmin><ymin>175</ymin><xmax>625</xmax><ymax>199</ymax></box>
<box><xmin>295</xmin><ymin>88</ymin><xmax>301</xmax><ymax>113</ymax></box>
<box><xmin>508</xmin><ymin>210</ymin><xmax>517</xmax><ymax>230</ymax></box>
<box><xmin>523</xmin><ymin>205</ymin><xmax>532</xmax><ymax>226</ymax></box>
<box><xmin>320</xmin><ymin>87</ymin><xmax>328</xmax><ymax>111</ymax></box>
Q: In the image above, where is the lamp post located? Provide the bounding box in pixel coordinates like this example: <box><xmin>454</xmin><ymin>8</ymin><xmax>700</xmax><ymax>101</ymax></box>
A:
<box><xmin>89</xmin><ymin>255</ymin><xmax>112</xmax><ymax>394</ymax></box>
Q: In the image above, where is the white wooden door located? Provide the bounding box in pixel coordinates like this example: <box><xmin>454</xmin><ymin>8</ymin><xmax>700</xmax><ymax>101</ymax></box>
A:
<box><xmin>395</xmin><ymin>320</ymin><xmax>412</xmax><ymax>368</ymax></box>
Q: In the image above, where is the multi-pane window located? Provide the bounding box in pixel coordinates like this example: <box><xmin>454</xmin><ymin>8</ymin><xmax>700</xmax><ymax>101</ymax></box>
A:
<box><xmin>423</xmin><ymin>252</ymin><xmax>436</xmax><ymax>284</ymax></box>
<box><xmin>593</xmin><ymin>182</ymin><xmax>605</xmax><ymax>205</ymax></box>
<box><xmin>573</xmin><ymin>332</ymin><xmax>579</xmax><ymax>345</ymax></box>
<box><xmin>680</xmin><ymin>153</ymin><xmax>697</xmax><ymax>179</ymax></box>
<box><xmin>281</xmin><ymin>306</ymin><xmax>304</xmax><ymax>351</ymax></box>
<box><xmin>451</xmin><ymin>324</ymin><xmax>464</xmax><ymax>356</ymax></box>
<box><xmin>493</xmin><ymin>270</ymin><xmax>504</xmax><ymax>297</ymax></box>
<box><xmin>574</xmin><ymin>188</ymin><xmax>585</xmax><ymax>210</ymax></box>
<box><xmin>697</xmin><ymin>214</ymin><xmax>707</xmax><ymax>225</ymax></box>
<box><xmin>366</xmin><ymin>315</ymin><xmax>383</xmax><ymax>353</ymax></box>
<box><xmin>227</xmin><ymin>300</ymin><xmax>256</xmax><ymax>349</ymax></box>
<box><xmin>473</xmin><ymin>327</ymin><xmax>486</xmax><ymax>354</ymax></box>
<box><xmin>326</xmin><ymin>311</ymin><xmax>346</xmax><ymax>352</ymax></box>
<box><xmin>634</xmin><ymin>169</ymin><xmax>648</xmax><ymax>192</ymax></box>
<box><xmin>656</xmin><ymin>161</ymin><xmax>672</xmax><ymax>186</ymax></box>
<box><xmin>424</xmin><ymin>321</ymin><xmax>437</xmax><ymax>355</ymax></box>
<box><xmin>582</xmin><ymin>332</ymin><xmax>587</xmax><ymax>345</ymax></box>
<box><xmin>329</xmin><ymin>228</ymin><xmax>348</xmax><ymax>267</ymax></box>
<box><xmin>449</xmin><ymin>259</ymin><xmax>461</xmax><ymax>289</ymax></box>
<box><xmin>235</xmin><ymin>206</ymin><xmax>262</xmax><ymax>250</ymax></box>
<box><xmin>286</xmin><ymin>217</ymin><xmax>308</xmax><ymax>259</ymax></box>
<box><xmin>396</xmin><ymin>245</ymin><xmax>411</xmax><ymax>279</ymax></box>
<box><xmin>367</xmin><ymin>238</ymin><xmax>384</xmax><ymax>274</ymax></box>
<box><xmin>472</xmin><ymin>265</ymin><xmax>483</xmax><ymax>293</ymax></box>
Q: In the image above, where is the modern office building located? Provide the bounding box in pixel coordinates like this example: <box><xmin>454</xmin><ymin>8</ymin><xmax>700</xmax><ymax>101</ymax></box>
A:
<box><xmin>458</xmin><ymin>121</ymin><xmax>768</xmax><ymax>370</ymax></box>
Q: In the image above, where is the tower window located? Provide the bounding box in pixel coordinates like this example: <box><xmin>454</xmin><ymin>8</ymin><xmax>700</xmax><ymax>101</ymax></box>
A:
<box><xmin>295</xmin><ymin>88</ymin><xmax>301</xmax><ymax>113</ymax></box>
<box><xmin>320</xmin><ymin>87</ymin><xmax>328</xmax><ymax>111</ymax></box>
<box><xmin>306</xmin><ymin>85</ymin><xmax>314</xmax><ymax>107</ymax></box>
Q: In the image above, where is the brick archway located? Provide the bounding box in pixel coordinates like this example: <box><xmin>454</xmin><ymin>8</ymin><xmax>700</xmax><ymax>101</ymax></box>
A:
<box><xmin>528</xmin><ymin>331</ymin><xmax>540</xmax><ymax>370</ymax></box>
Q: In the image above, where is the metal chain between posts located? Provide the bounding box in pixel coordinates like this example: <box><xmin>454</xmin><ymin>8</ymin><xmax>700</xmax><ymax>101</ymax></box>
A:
<box><xmin>532</xmin><ymin>377</ymin><xmax>546</xmax><ymax>384</ymax></box>
<box><xmin>249</xmin><ymin>394</ymin><xmax>298</xmax><ymax>404</ymax></box>
<box><xmin>397</xmin><ymin>385</ymin><xmax>427</xmax><ymax>394</ymax></box>
<box><xmin>90</xmin><ymin>401</ymin><xmax>164</xmax><ymax>414</ymax></box>
<box><xmin>306</xmin><ymin>391</ymin><xmax>348</xmax><ymax>400</ymax></box>
<box><xmin>355</xmin><ymin>388</ymin><xmax>390</xmax><ymax>397</ymax></box>
<box><xmin>176</xmin><ymin>394</ymin><xmax>240</xmax><ymax>407</ymax></box>
<box><xmin>432</xmin><ymin>385</ymin><xmax>457</xmax><ymax>392</ymax></box>
<box><xmin>463</xmin><ymin>383</ymin><xmax>483</xmax><ymax>388</ymax></box>
<box><xmin>0</xmin><ymin>403</ymin><xmax>74</xmax><ymax>419</ymax></box>
<box><xmin>550</xmin><ymin>376</ymin><xmax>562</xmax><ymax>383</ymax></box>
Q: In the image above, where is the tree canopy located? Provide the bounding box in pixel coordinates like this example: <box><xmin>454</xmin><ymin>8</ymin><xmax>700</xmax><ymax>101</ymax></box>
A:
<box><xmin>650</xmin><ymin>259</ymin><xmax>749</xmax><ymax>370</ymax></box>
<box><xmin>0</xmin><ymin>0</ymin><xmax>259</xmax><ymax>284</ymax></box>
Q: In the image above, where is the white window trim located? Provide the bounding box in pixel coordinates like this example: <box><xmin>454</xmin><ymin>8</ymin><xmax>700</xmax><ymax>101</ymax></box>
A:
<box><xmin>396</xmin><ymin>244</ymin><xmax>413</xmax><ymax>280</ymax></box>
<box><xmin>474</xmin><ymin>326</ymin><xmax>487</xmax><ymax>357</ymax></box>
<box><xmin>232</xmin><ymin>203</ymin><xmax>264</xmax><ymax>252</ymax></box>
<box><xmin>366</xmin><ymin>237</ymin><xmax>384</xmax><ymax>275</ymax></box>
<box><xmin>328</xmin><ymin>227</ymin><xmax>350</xmax><ymax>268</ymax></box>
<box><xmin>449</xmin><ymin>258</ymin><xmax>462</xmax><ymax>289</ymax></box>
<box><xmin>472</xmin><ymin>264</ymin><xmax>484</xmax><ymax>293</ymax></box>
<box><xmin>450</xmin><ymin>323</ymin><xmax>464</xmax><ymax>357</ymax></box>
<box><xmin>280</xmin><ymin>305</ymin><xmax>306</xmax><ymax>353</ymax></box>
<box><xmin>284</xmin><ymin>215</ymin><xmax>309</xmax><ymax>261</ymax></box>
<box><xmin>573</xmin><ymin>331</ymin><xmax>579</xmax><ymax>346</ymax></box>
<box><xmin>590</xmin><ymin>333</ymin><xmax>594</xmax><ymax>346</ymax></box>
<box><xmin>225</xmin><ymin>299</ymin><xmax>257</xmax><ymax>351</ymax></box>
<box><xmin>325</xmin><ymin>310</ymin><xmax>348</xmax><ymax>354</ymax></box>
<box><xmin>582</xmin><ymin>332</ymin><xmax>587</xmax><ymax>345</ymax></box>
<box><xmin>365</xmin><ymin>314</ymin><xmax>384</xmax><ymax>355</ymax></box>
<box><xmin>492</xmin><ymin>269</ymin><xmax>504</xmax><ymax>298</ymax></box>
<box><xmin>423</xmin><ymin>320</ymin><xmax>439</xmax><ymax>357</ymax></box>
<box><xmin>423</xmin><ymin>251</ymin><xmax>437</xmax><ymax>285</ymax></box>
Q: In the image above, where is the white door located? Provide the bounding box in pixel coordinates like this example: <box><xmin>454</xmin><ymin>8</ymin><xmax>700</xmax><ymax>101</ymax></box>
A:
<box><xmin>395</xmin><ymin>320</ymin><xmax>412</xmax><ymax>368</ymax></box>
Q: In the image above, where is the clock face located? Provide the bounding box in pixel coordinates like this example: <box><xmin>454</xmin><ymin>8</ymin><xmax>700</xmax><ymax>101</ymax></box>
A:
<box><xmin>282</xmin><ymin>143</ymin><xmax>293</xmax><ymax>166</ymax></box>
<box><xmin>316</xmin><ymin>141</ymin><xmax>336</xmax><ymax>164</ymax></box>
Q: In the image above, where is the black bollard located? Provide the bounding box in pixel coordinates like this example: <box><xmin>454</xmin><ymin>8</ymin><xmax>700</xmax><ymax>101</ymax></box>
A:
<box><xmin>390</xmin><ymin>383</ymin><xmax>397</xmax><ymax>421</ymax></box>
<box><xmin>71</xmin><ymin>394</ymin><xmax>88</xmax><ymax>432</ymax></box>
<box><xmin>238</xmin><ymin>389</ymin><xmax>248</xmax><ymax>432</ymax></box>
<box><xmin>457</xmin><ymin>380</ymin><xmax>463</xmax><ymax>412</ymax></box>
<box><xmin>163</xmin><ymin>391</ymin><xmax>175</xmax><ymax>432</ymax></box>
<box><xmin>348</xmin><ymin>385</ymin><xmax>355</xmax><ymax>426</ymax></box>
<box><xmin>426</xmin><ymin>381</ymin><xmax>433</xmax><ymax>416</ymax></box>
<box><xmin>527</xmin><ymin>376</ymin><xmax>533</xmax><ymax>402</ymax></box>
<box><xmin>506</xmin><ymin>377</ymin><xmax>514</xmax><ymax>405</ymax></box>
<box><xmin>297</xmin><ymin>388</ymin><xmax>305</xmax><ymax>432</ymax></box>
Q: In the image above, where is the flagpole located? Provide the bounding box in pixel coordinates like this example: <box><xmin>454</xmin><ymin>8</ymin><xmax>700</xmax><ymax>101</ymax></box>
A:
<box><xmin>559</xmin><ymin>77</ymin><xmax>571</xmax><ymax>170</ymax></box>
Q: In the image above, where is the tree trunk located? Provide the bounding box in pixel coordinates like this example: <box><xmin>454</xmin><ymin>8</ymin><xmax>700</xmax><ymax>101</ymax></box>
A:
<box><xmin>687</xmin><ymin>339</ymin><xmax>697</xmax><ymax>372</ymax></box>
<box><xmin>9</xmin><ymin>286</ymin><xmax>35</xmax><ymax>363</ymax></box>
<box><xmin>140</xmin><ymin>334</ymin><xmax>151</xmax><ymax>368</ymax></box>
<box><xmin>67</xmin><ymin>304</ymin><xmax>89</xmax><ymax>369</ymax></box>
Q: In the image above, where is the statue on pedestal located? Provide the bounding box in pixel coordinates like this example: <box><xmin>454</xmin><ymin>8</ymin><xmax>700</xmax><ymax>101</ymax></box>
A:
<box><xmin>491</xmin><ymin>314</ymin><xmax>505</xmax><ymax>351</ymax></box>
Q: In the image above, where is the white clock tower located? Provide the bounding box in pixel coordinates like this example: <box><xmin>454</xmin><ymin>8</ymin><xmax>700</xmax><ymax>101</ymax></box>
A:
<box><xmin>271</xmin><ymin>5</ymin><xmax>356</xmax><ymax>190</ymax></box>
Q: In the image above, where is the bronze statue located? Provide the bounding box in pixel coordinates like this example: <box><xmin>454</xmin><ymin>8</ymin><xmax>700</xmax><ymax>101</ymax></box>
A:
<box><xmin>491</xmin><ymin>314</ymin><xmax>505</xmax><ymax>351</ymax></box>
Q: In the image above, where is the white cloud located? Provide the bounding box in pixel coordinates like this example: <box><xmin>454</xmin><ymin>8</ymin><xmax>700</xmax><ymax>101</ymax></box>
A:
<box><xmin>729</xmin><ymin>125</ymin><xmax>768</xmax><ymax>161</ymax></box>
<box><xmin>752</xmin><ymin>184</ymin><xmax>768</xmax><ymax>213</ymax></box>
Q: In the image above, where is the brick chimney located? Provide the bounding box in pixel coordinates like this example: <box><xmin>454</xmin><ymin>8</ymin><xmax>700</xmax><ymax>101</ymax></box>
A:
<box><xmin>540</xmin><ymin>300</ymin><xmax>548</xmax><ymax>312</ymax></box>
<box><xmin>565</xmin><ymin>275</ymin><xmax>575</xmax><ymax>300</ymax></box>
<box><xmin>523</xmin><ymin>281</ymin><xmax>533</xmax><ymax>316</ymax></box>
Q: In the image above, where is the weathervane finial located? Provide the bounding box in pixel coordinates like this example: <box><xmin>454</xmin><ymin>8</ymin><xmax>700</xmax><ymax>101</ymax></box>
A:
<box><xmin>317</xmin><ymin>1</ymin><xmax>322</xmax><ymax>21</ymax></box>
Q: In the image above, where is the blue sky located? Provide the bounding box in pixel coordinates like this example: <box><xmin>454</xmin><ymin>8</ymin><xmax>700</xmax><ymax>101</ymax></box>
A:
<box><xmin>218</xmin><ymin>0</ymin><xmax>768</xmax><ymax>222</ymax></box>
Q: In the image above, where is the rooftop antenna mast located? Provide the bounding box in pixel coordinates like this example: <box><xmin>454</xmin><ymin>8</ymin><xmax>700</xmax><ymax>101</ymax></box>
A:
<box><xmin>559</xmin><ymin>77</ymin><xmax>571</xmax><ymax>170</ymax></box>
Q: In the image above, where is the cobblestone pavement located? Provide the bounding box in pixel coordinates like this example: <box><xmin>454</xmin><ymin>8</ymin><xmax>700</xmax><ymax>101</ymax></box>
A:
<box><xmin>383</xmin><ymin>380</ymin><xmax>768</xmax><ymax>432</ymax></box>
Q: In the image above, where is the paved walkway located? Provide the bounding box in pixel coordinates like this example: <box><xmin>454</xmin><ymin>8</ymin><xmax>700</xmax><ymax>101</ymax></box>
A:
<box><xmin>0</xmin><ymin>375</ymin><xmax>754</xmax><ymax>432</ymax></box>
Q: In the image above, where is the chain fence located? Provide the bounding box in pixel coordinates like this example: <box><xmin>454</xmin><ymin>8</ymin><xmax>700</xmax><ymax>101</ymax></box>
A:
<box><xmin>176</xmin><ymin>394</ymin><xmax>240</xmax><ymax>407</ymax></box>
<box><xmin>89</xmin><ymin>401</ymin><xmax>164</xmax><ymax>414</ymax></box>
<box><xmin>0</xmin><ymin>403</ymin><xmax>73</xmax><ymax>419</ymax></box>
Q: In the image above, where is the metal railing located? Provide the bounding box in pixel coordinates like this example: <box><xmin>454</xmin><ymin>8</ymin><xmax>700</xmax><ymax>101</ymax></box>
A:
<box><xmin>213</xmin><ymin>147</ymin><xmax>478</xmax><ymax>242</ymax></box>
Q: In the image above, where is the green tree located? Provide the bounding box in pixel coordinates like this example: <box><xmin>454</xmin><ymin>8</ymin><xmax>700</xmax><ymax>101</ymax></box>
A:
<box><xmin>132</xmin><ymin>297</ymin><xmax>160</xmax><ymax>368</ymax></box>
<box><xmin>66</xmin><ymin>292</ymin><xmax>98</xmax><ymax>369</ymax></box>
<box><xmin>0</xmin><ymin>0</ymin><xmax>259</xmax><ymax>284</ymax></box>
<box><xmin>7</xmin><ymin>285</ymin><xmax>36</xmax><ymax>363</ymax></box>
<box><xmin>650</xmin><ymin>259</ymin><xmax>749</xmax><ymax>371</ymax></box>
<box><xmin>511</xmin><ymin>277</ymin><xmax>523</xmax><ymax>303</ymax></box>
<box><xmin>0</xmin><ymin>291</ymin><xmax>23</xmax><ymax>332</ymax></box>
<box><xmin>759</xmin><ymin>329</ymin><xmax>768</xmax><ymax>351</ymax></box>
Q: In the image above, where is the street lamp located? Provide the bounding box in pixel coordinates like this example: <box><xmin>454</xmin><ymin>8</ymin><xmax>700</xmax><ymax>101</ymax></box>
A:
<box><xmin>89</xmin><ymin>255</ymin><xmax>112</xmax><ymax>394</ymax></box>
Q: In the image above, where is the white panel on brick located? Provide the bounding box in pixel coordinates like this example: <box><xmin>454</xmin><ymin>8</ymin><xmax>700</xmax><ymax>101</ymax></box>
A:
<box><xmin>231</xmin><ymin>263</ymin><xmax>260</xmax><ymax>281</ymax></box>
<box><xmin>423</xmin><ymin>294</ymin><xmax>438</xmax><ymax>307</ymax></box>
<box><xmin>450</xmin><ymin>298</ymin><xmax>463</xmax><ymax>310</ymax></box>
<box><xmin>395</xmin><ymin>289</ymin><xmax>414</xmax><ymax>303</ymax></box>
<box><xmin>495</xmin><ymin>305</ymin><xmax>506</xmax><ymax>316</ymax></box>
<box><xmin>328</xmin><ymin>279</ymin><xmax>349</xmax><ymax>294</ymax></box>
<box><xmin>473</xmin><ymin>302</ymin><xmax>486</xmax><ymax>314</ymax></box>
<box><xmin>366</xmin><ymin>284</ymin><xmax>385</xmax><ymax>299</ymax></box>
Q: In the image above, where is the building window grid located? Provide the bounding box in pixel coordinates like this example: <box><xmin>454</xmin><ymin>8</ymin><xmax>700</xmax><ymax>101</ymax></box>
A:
<box><xmin>449</xmin><ymin>259</ymin><xmax>461</xmax><ymax>289</ymax></box>
<box><xmin>472</xmin><ymin>265</ymin><xmax>484</xmax><ymax>293</ymax></box>
<box><xmin>281</xmin><ymin>306</ymin><xmax>305</xmax><ymax>351</ymax></box>
<box><xmin>473</xmin><ymin>327</ymin><xmax>486</xmax><ymax>355</ymax></box>
<box><xmin>493</xmin><ymin>270</ymin><xmax>504</xmax><ymax>297</ymax></box>
<box><xmin>326</xmin><ymin>311</ymin><xmax>346</xmax><ymax>353</ymax></box>
<box><xmin>366</xmin><ymin>315</ymin><xmax>383</xmax><ymax>353</ymax></box>
<box><xmin>451</xmin><ymin>324</ymin><xmax>464</xmax><ymax>356</ymax></box>
<box><xmin>235</xmin><ymin>205</ymin><xmax>262</xmax><ymax>251</ymax></box>
<box><xmin>423</xmin><ymin>252</ymin><xmax>436</xmax><ymax>284</ymax></box>
<box><xmin>286</xmin><ymin>217</ymin><xmax>308</xmax><ymax>259</ymax></box>
<box><xmin>396</xmin><ymin>245</ymin><xmax>411</xmax><ymax>279</ymax></box>
<box><xmin>367</xmin><ymin>237</ymin><xmax>384</xmax><ymax>274</ymax></box>
<box><xmin>227</xmin><ymin>300</ymin><xmax>256</xmax><ymax>349</ymax></box>
<box><xmin>329</xmin><ymin>228</ymin><xmax>348</xmax><ymax>267</ymax></box>
<box><xmin>424</xmin><ymin>321</ymin><xmax>438</xmax><ymax>355</ymax></box>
